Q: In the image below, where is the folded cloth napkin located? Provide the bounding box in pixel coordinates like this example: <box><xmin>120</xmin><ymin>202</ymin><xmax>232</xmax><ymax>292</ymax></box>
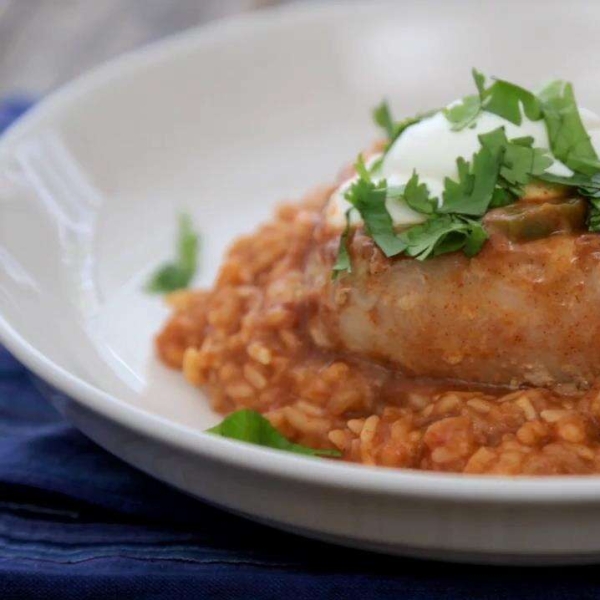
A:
<box><xmin>1</xmin><ymin>101</ymin><xmax>600</xmax><ymax>600</ymax></box>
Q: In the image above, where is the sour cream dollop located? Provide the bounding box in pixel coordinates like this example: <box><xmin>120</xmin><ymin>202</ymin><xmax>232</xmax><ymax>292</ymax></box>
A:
<box><xmin>326</xmin><ymin>105</ymin><xmax>600</xmax><ymax>229</ymax></box>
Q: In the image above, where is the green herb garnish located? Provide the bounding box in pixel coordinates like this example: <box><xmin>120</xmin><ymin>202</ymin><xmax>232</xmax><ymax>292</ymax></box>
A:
<box><xmin>344</xmin><ymin>156</ymin><xmax>408</xmax><ymax>257</ymax></box>
<box><xmin>207</xmin><ymin>409</ymin><xmax>341</xmax><ymax>457</ymax></box>
<box><xmin>482</xmin><ymin>76</ymin><xmax>542</xmax><ymax>125</ymax></box>
<box><xmin>447</xmin><ymin>72</ymin><xmax>600</xmax><ymax>174</ymax></box>
<box><xmin>372</xmin><ymin>100</ymin><xmax>397</xmax><ymax>140</ymax></box>
<box><xmin>588</xmin><ymin>199</ymin><xmax>600</xmax><ymax>232</ymax></box>
<box><xmin>478</xmin><ymin>128</ymin><xmax>554</xmax><ymax>199</ymax></box>
<box><xmin>401</xmin><ymin>171</ymin><xmax>437</xmax><ymax>215</ymax></box>
<box><xmin>440</xmin><ymin>143</ymin><xmax>503</xmax><ymax>216</ymax></box>
<box><xmin>335</xmin><ymin>71</ymin><xmax>600</xmax><ymax>275</ymax></box>
<box><xmin>538</xmin><ymin>81</ymin><xmax>600</xmax><ymax>176</ymax></box>
<box><xmin>147</xmin><ymin>213</ymin><xmax>199</xmax><ymax>293</ymax></box>
<box><xmin>444</xmin><ymin>94</ymin><xmax>481</xmax><ymax>131</ymax></box>
<box><xmin>445</xmin><ymin>69</ymin><xmax>543</xmax><ymax>131</ymax></box>
<box><xmin>536</xmin><ymin>172</ymin><xmax>600</xmax><ymax>193</ymax></box>
<box><xmin>373</xmin><ymin>101</ymin><xmax>438</xmax><ymax>149</ymax></box>
<box><xmin>332</xmin><ymin>209</ymin><xmax>353</xmax><ymax>278</ymax></box>
<box><xmin>335</xmin><ymin>155</ymin><xmax>491</xmax><ymax>268</ymax></box>
<box><xmin>398</xmin><ymin>215</ymin><xmax>488</xmax><ymax>260</ymax></box>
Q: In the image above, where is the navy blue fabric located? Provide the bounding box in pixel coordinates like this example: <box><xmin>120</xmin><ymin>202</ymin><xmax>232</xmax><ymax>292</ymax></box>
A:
<box><xmin>2</xmin><ymin>100</ymin><xmax>600</xmax><ymax>600</ymax></box>
<box><xmin>0</xmin><ymin>97</ymin><xmax>32</xmax><ymax>133</ymax></box>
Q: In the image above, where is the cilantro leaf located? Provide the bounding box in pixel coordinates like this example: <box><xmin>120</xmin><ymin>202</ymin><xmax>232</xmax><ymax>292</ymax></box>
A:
<box><xmin>531</xmin><ymin>148</ymin><xmax>556</xmax><ymax>175</ymax></box>
<box><xmin>482</xmin><ymin>78</ymin><xmax>542</xmax><ymax>125</ymax></box>
<box><xmin>489</xmin><ymin>187</ymin><xmax>515</xmax><ymax>208</ymax></box>
<box><xmin>147</xmin><ymin>213</ymin><xmax>199</xmax><ymax>293</ymax></box>
<box><xmin>363</xmin><ymin>71</ymin><xmax>600</xmax><ymax>262</ymax></box>
<box><xmin>444</xmin><ymin>95</ymin><xmax>481</xmax><ymax>131</ymax></box>
<box><xmin>401</xmin><ymin>171</ymin><xmax>437</xmax><ymax>214</ymax></box>
<box><xmin>444</xmin><ymin>69</ymin><xmax>486</xmax><ymax>131</ymax></box>
<box><xmin>463</xmin><ymin>220</ymin><xmax>489</xmax><ymax>256</ymax></box>
<box><xmin>579</xmin><ymin>174</ymin><xmax>600</xmax><ymax>198</ymax></box>
<box><xmin>449</xmin><ymin>75</ymin><xmax>599</xmax><ymax>175</ymax></box>
<box><xmin>369</xmin><ymin>155</ymin><xmax>384</xmax><ymax>174</ymax></box>
<box><xmin>569</xmin><ymin>156</ymin><xmax>600</xmax><ymax>174</ymax></box>
<box><xmin>344</xmin><ymin>157</ymin><xmax>407</xmax><ymax>257</ymax></box>
<box><xmin>390</xmin><ymin>114</ymin><xmax>424</xmax><ymax>142</ymax></box>
<box><xmin>372</xmin><ymin>101</ymin><xmax>396</xmax><ymax>140</ymax></box>
<box><xmin>445</xmin><ymin>69</ymin><xmax>542</xmax><ymax>130</ymax></box>
<box><xmin>537</xmin><ymin>171</ymin><xmax>600</xmax><ymax>197</ymax></box>
<box><xmin>208</xmin><ymin>409</ymin><xmax>341</xmax><ymax>457</ymax></box>
<box><xmin>478</xmin><ymin>127</ymin><xmax>553</xmax><ymax>198</ymax></box>
<box><xmin>510</xmin><ymin>136</ymin><xmax>535</xmax><ymax>146</ymax></box>
<box><xmin>372</xmin><ymin>101</ymin><xmax>439</xmax><ymax>148</ymax></box>
<box><xmin>472</xmin><ymin>68</ymin><xmax>486</xmax><ymax>97</ymax></box>
<box><xmin>332</xmin><ymin>210</ymin><xmax>352</xmax><ymax>278</ymax></box>
<box><xmin>337</xmin><ymin>153</ymin><xmax>492</xmax><ymax>266</ymax></box>
<box><xmin>538</xmin><ymin>81</ymin><xmax>600</xmax><ymax>176</ymax></box>
<box><xmin>399</xmin><ymin>111</ymin><xmax>440</xmax><ymax>137</ymax></box>
<box><xmin>440</xmin><ymin>143</ymin><xmax>503</xmax><ymax>216</ymax></box>
<box><xmin>536</xmin><ymin>172</ymin><xmax>592</xmax><ymax>187</ymax></box>
<box><xmin>575</xmin><ymin>173</ymin><xmax>600</xmax><ymax>231</ymax></box>
<box><xmin>398</xmin><ymin>215</ymin><xmax>488</xmax><ymax>260</ymax></box>
<box><xmin>354</xmin><ymin>154</ymin><xmax>371</xmax><ymax>180</ymax></box>
<box><xmin>588</xmin><ymin>198</ymin><xmax>600</xmax><ymax>232</ymax></box>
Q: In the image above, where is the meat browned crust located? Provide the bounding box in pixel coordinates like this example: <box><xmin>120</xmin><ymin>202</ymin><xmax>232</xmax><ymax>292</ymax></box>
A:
<box><xmin>308</xmin><ymin>218</ymin><xmax>600</xmax><ymax>392</ymax></box>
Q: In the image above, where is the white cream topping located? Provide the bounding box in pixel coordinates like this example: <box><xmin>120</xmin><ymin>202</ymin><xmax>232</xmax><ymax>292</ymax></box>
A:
<box><xmin>326</xmin><ymin>105</ymin><xmax>600</xmax><ymax>229</ymax></box>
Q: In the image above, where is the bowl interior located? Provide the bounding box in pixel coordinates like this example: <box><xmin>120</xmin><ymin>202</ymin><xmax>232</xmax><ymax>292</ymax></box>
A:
<box><xmin>2</xmin><ymin>0</ymin><xmax>600</xmax><ymax>434</ymax></box>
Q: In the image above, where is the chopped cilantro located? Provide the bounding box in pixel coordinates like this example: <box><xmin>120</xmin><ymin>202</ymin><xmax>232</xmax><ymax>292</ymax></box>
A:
<box><xmin>570</xmin><ymin>173</ymin><xmax>600</xmax><ymax>231</ymax></box>
<box><xmin>538</xmin><ymin>81</ymin><xmax>600</xmax><ymax>176</ymax></box>
<box><xmin>444</xmin><ymin>70</ymin><xmax>486</xmax><ymax>131</ymax></box>
<box><xmin>369</xmin><ymin>155</ymin><xmax>384</xmax><ymax>174</ymax></box>
<box><xmin>579</xmin><ymin>174</ymin><xmax>600</xmax><ymax>198</ymax></box>
<box><xmin>208</xmin><ymin>409</ymin><xmax>341</xmax><ymax>457</ymax></box>
<box><xmin>479</xmin><ymin>127</ymin><xmax>553</xmax><ymax>198</ymax></box>
<box><xmin>147</xmin><ymin>213</ymin><xmax>199</xmax><ymax>293</ymax></box>
<box><xmin>354</xmin><ymin>154</ymin><xmax>371</xmax><ymax>180</ymax></box>
<box><xmin>445</xmin><ymin>69</ymin><xmax>542</xmax><ymax>131</ymax></box>
<box><xmin>444</xmin><ymin>95</ymin><xmax>481</xmax><ymax>131</ymax></box>
<box><xmin>372</xmin><ymin>101</ymin><xmax>396</xmax><ymax>140</ymax></box>
<box><xmin>463</xmin><ymin>219</ymin><xmax>490</xmax><ymax>256</ymax></box>
<box><xmin>344</xmin><ymin>157</ymin><xmax>407</xmax><ymax>257</ymax></box>
<box><xmin>482</xmin><ymin>78</ymin><xmax>542</xmax><ymax>125</ymax></box>
<box><xmin>345</xmin><ymin>70</ymin><xmax>600</xmax><ymax>269</ymax></box>
<box><xmin>588</xmin><ymin>199</ymin><xmax>600</xmax><ymax>232</ymax></box>
<box><xmin>332</xmin><ymin>210</ymin><xmax>353</xmax><ymax>278</ymax></box>
<box><xmin>390</xmin><ymin>114</ymin><xmax>425</xmax><ymax>143</ymax></box>
<box><xmin>537</xmin><ymin>171</ymin><xmax>595</xmax><ymax>187</ymax></box>
<box><xmin>398</xmin><ymin>215</ymin><xmax>488</xmax><ymax>260</ymax></box>
<box><xmin>402</xmin><ymin>171</ymin><xmax>437</xmax><ymax>214</ymax></box>
<box><xmin>472</xmin><ymin>69</ymin><xmax>486</xmax><ymax>96</ymax></box>
<box><xmin>372</xmin><ymin>101</ymin><xmax>438</xmax><ymax>149</ymax></box>
<box><xmin>511</xmin><ymin>136</ymin><xmax>535</xmax><ymax>146</ymax></box>
<box><xmin>489</xmin><ymin>187</ymin><xmax>515</xmax><ymax>208</ymax></box>
<box><xmin>339</xmin><ymin>155</ymin><xmax>490</xmax><ymax>267</ymax></box>
<box><xmin>440</xmin><ymin>144</ymin><xmax>503</xmax><ymax>216</ymax></box>
<box><xmin>537</xmin><ymin>171</ymin><xmax>600</xmax><ymax>196</ymax></box>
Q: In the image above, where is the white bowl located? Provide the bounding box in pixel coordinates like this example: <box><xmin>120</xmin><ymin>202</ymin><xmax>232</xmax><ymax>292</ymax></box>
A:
<box><xmin>3</xmin><ymin>0</ymin><xmax>600</xmax><ymax>565</ymax></box>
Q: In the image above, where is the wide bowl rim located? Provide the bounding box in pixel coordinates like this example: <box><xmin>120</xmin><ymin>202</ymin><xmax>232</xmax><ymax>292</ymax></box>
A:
<box><xmin>3</xmin><ymin>0</ymin><xmax>600</xmax><ymax>504</ymax></box>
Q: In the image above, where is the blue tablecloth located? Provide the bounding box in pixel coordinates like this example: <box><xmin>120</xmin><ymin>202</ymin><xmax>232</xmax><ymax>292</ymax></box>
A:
<box><xmin>2</xmin><ymin>100</ymin><xmax>600</xmax><ymax>600</ymax></box>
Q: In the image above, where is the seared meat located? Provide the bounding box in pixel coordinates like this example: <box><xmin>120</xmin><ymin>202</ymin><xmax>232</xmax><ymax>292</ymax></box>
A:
<box><xmin>306</xmin><ymin>199</ymin><xmax>600</xmax><ymax>391</ymax></box>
